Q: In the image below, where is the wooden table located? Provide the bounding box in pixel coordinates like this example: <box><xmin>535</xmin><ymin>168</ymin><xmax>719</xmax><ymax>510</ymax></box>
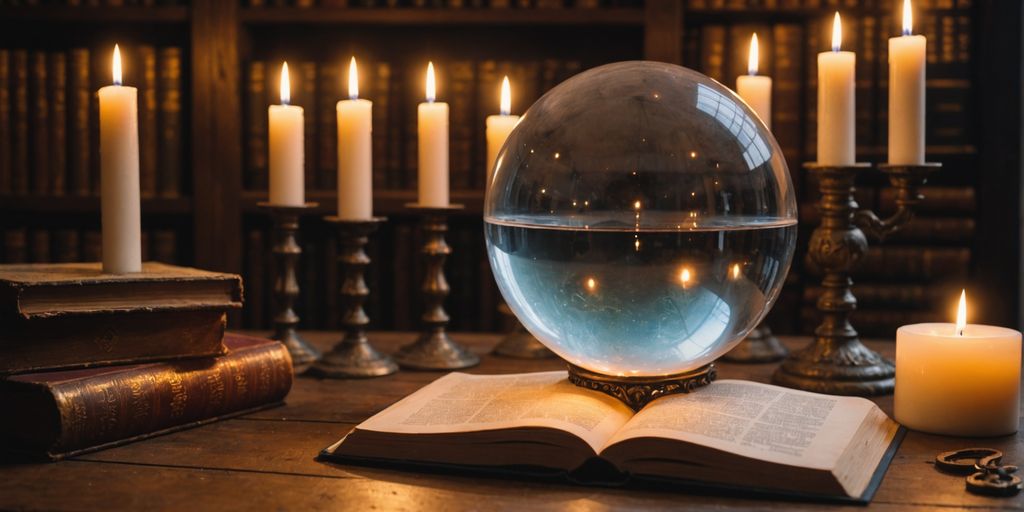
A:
<box><xmin>1</xmin><ymin>332</ymin><xmax>1021</xmax><ymax>511</ymax></box>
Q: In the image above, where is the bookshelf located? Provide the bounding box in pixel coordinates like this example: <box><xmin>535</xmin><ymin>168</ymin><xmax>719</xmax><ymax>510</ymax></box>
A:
<box><xmin>0</xmin><ymin>0</ymin><xmax>1019</xmax><ymax>333</ymax></box>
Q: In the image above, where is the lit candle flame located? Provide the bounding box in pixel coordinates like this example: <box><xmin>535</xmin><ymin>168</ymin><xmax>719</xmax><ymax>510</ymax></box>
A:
<box><xmin>748</xmin><ymin>33</ymin><xmax>759</xmax><ymax>76</ymax></box>
<box><xmin>585</xmin><ymin>277</ymin><xmax>597</xmax><ymax>292</ymax></box>
<box><xmin>633</xmin><ymin>200</ymin><xmax>641</xmax><ymax>210</ymax></box>
<box><xmin>831</xmin><ymin>12</ymin><xmax>843</xmax><ymax>52</ymax></box>
<box><xmin>112</xmin><ymin>44</ymin><xmax>122</xmax><ymax>86</ymax></box>
<box><xmin>731</xmin><ymin>263</ymin><xmax>741</xmax><ymax>280</ymax></box>
<box><xmin>500</xmin><ymin>76</ymin><xmax>511</xmax><ymax>116</ymax></box>
<box><xmin>955</xmin><ymin>289</ymin><xmax>967</xmax><ymax>336</ymax></box>
<box><xmin>902</xmin><ymin>0</ymin><xmax>913</xmax><ymax>36</ymax></box>
<box><xmin>680</xmin><ymin>268</ymin><xmax>692</xmax><ymax>287</ymax></box>
<box><xmin>425</xmin><ymin>61</ymin><xmax>436</xmax><ymax>103</ymax></box>
<box><xmin>280</xmin><ymin>61</ymin><xmax>290</xmax><ymax>105</ymax></box>
<box><xmin>348</xmin><ymin>56</ymin><xmax>359</xmax><ymax>100</ymax></box>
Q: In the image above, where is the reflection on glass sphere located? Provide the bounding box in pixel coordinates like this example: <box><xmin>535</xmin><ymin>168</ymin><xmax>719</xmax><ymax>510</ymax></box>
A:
<box><xmin>484</xmin><ymin>61</ymin><xmax>798</xmax><ymax>377</ymax></box>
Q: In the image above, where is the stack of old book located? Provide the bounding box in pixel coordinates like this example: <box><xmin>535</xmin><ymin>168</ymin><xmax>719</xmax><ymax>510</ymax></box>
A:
<box><xmin>0</xmin><ymin>262</ymin><xmax>294</xmax><ymax>461</ymax></box>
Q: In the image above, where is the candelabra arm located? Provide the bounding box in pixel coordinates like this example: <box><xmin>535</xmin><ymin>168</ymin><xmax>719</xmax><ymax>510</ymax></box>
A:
<box><xmin>853</xmin><ymin>163</ymin><xmax>941</xmax><ymax>242</ymax></box>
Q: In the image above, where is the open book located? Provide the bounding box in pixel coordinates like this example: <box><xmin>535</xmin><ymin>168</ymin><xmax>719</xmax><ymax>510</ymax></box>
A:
<box><xmin>321</xmin><ymin>371</ymin><xmax>903</xmax><ymax>503</ymax></box>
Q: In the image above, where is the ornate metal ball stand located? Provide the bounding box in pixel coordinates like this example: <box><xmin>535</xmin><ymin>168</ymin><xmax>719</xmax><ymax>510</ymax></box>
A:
<box><xmin>568</xmin><ymin>364</ymin><xmax>717</xmax><ymax>412</ymax></box>
<box><xmin>393</xmin><ymin>204</ymin><xmax>480</xmax><ymax>370</ymax></box>
<box><xmin>493</xmin><ymin>302</ymin><xmax>556</xmax><ymax>359</ymax></box>
<box><xmin>309</xmin><ymin>216</ymin><xmax>397</xmax><ymax>378</ymax></box>
<box><xmin>722</xmin><ymin>324</ymin><xmax>788</xmax><ymax>363</ymax></box>
<box><xmin>772</xmin><ymin>162</ymin><xmax>940</xmax><ymax>396</ymax></box>
<box><xmin>258</xmin><ymin>202</ymin><xmax>321</xmax><ymax>368</ymax></box>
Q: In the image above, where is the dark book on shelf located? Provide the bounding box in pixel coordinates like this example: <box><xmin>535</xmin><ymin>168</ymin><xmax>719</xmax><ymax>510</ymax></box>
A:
<box><xmin>4</xmin><ymin>228</ymin><xmax>28</xmax><ymax>264</ymax></box>
<box><xmin>322</xmin><ymin>371</ymin><xmax>903</xmax><ymax>503</ymax></box>
<box><xmin>11</xmin><ymin>49</ymin><xmax>29</xmax><ymax>196</ymax></box>
<box><xmin>138</xmin><ymin>45</ymin><xmax>159</xmax><ymax>198</ymax></box>
<box><xmin>0</xmin><ymin>50</ymin><xmax>10</xmax><ymax>195</ymax></box>
<box><xmin>29</xmin><ymin>51</ymin><xmax>49</xmax><ymax>196</ymax></box>
<box><xmin>68</xmin><ymin>48</ymin><xmax>91</xmax><ymax>197</ymax></box>
<box><xmin>0</xmin><ymin>262</ymin><xmax>243</xmax><ymax>375</ymax></box>
<box><xmin>48</xmin><ymin>52</ymin><xmax>67</xmax><ymax>197</ymax></box>
<box><xmin>246</xmin><ymin>60</ymin><xmax>269</xmax><ymax>190</ymax></box>
<box><xmin>157</xmin><ymin>46</ymin><xmax>182</xmax><ymax>198</ymax></box>
<box><xmin>0</xmin><ymin>333</ymin><xmax>294</xmax><ymax>461</ymax></box>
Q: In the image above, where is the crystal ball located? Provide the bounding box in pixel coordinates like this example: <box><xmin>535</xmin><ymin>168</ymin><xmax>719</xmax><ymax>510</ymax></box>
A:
<box><xmin>484</xmin><ymin>61</ymin><xmax>798</xmax><ymax>377</ymax></box>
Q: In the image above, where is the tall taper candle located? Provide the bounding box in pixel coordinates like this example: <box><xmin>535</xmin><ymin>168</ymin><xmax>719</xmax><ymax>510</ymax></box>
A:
<box><xmin>418</xmin><ymin>62</ymin><xmax>449</xmax><ymax>207</ymax></box>
<box><xmin>817</xmin><ymin>12</ymin><xmax>856</xmax><ymax>165</ymax></box>
<box><xmin>736</xmin><ymin>33</ymin><xmax>772</xmax><ymax>129</ymax></box>
<box><xmin>485</xmin><ymin>76</ymin><xmax>519</xmax><ymax>189</ymax></box>
<box><xmin>98</xmin><ymin>44</ymin><xmax>142</xmax><ymax>274</ymax></box>
<box><xmin>337</xmin><ymin>57</ymin><xmax>373</xmax><ymax>219</ymax></box>
<box><xmin>269</xmin><ymin>62</ymin><xmax>305</xmax><ymax>206</ymax></box>
<box><xmin>889</xmin><ymin>0</ymin><xmax>926</xmax><ymax>164</ymax></box>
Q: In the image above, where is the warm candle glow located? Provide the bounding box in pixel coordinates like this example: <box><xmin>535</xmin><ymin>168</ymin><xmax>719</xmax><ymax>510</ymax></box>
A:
<box><xmin>831</xmin><ymin>12</ymin><xmax>843</xmax><ymax>52</ymax></box>
<box><xmin>955</xmin><ymin>289</ymin><xmax>967</xmax><ymax>336</ymax></box>
<box><xmin>348</xmin><ymin>56</ymin><xmax>359</xmax><ymax>100</ymax></box>
<box><xmin>902</xmin><ymin>0</ymin><xmax>913</xmax><ymax>36</ymax></box>
<box><xmin>585</xmin><ymin>277</ymin><xmax>597</xmax><ymax>292</ymax></box>
<box><xmin>280</xmin><ymin>61</ymin><xmax>291</xmax><ymax>105</ymax></box>
<box><xmin>680</xmin><ymin>268</ymin><xmax>692</xmax><ymax>286</ymax></box>
<box><xmin>425</xmin><ymin>61</ymin><xmax>436</xmax><ymax>103</ymax></box>
<box><xmin>731</xmin><ymin>263</ymin><xmax>741</xmax><ymax>280</ymax></box>
<box><xmin>500</xmin><ymin>76</ymin><xmax>511</xmax><ymax>116</ymax></box>
<box><xmin>747</xmin><ymin>33</ymin><xmax>759</xmax><ymax>76</ymax></box>
<box><xmin>112</xmin><ymin>44</ymin><xmax>122</xmax><ymax>86</ymax></box>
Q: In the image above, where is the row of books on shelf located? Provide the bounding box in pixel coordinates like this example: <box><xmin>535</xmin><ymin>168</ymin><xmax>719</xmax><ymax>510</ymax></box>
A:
<box><xmin>0</xmin><ymin>0</ymin><xmax>186</xmax><ymax>7</ymax></box>
<box><xmin>245</xmin><ymin>0</ymin><xmax>641</xmax><ymax>8</ymax></box>
<box><xmin>685</xmin><ymin>0</ymin><xmax>970</xmax><ymax>10</ymax></box>
<box><xmin>0</xmin><ymin>46</ymin><xmax>184</xmax><ymax>199</ymax></box>
<box><xmin>1</xmin><ymin>227</ymin><xmax>181</xmax><ymax>265</ymax></box>
<box><xmin>245</xmin><ymin>57</ymin><xmax>582</xmax><ymax>192</ymax></box>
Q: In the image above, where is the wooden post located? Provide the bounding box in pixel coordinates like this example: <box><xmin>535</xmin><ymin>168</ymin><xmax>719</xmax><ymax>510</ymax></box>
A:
<box><xmin>643</xmin><ymin>0</ymin><xmax>683</xmax><ymax>64</ymax></box>
<box><xmin>190</xmin><ymin>0</ymin><xmax>242</xmax><ymax>275</ymax></box>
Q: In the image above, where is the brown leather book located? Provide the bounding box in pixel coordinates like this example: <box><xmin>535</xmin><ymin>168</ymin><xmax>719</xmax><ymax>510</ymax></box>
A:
<box><xmin>0</xmin><ymin>50</ymin><xmax>10</xmax><ymax>195</ymax></box>
<box><xmin>138</xmin><ymin>45</ymin><xmax>159</xmax><ymax>198</ymax></box>
<box><xmin>0</xmin><ymin>333</ymin><xmax>293</xmax><ymax>461</ymax></box>
<box><xmin>0</xmin><ymin>262</ymin><xmax>243</xmax><ymax>375</ymax></box>
<box><xmin>11</xmin><ymin>49</ymin><xmax>29</xmax><ymax>196</ymax></box>
<box><xmin>245</xmin><ymin>60</ymin><xmax>268</xmax><ymax>190</ymax></box>
<box><xmin>29</xmin><ymin>51</ymin><xmax>49</xmax><ymax>196</ymax></box>
<box><xmin>48</xmin><ymin>52</ymin><xmax>67</xmax><ymax>197</ymax></box>
<box><xmin>157</xmin><ymin>47</ymin><xmax>182</xmax><ymax>198</ymax></box>
<box><xmin>67</xmin><ymin>48</ymin><xmax>91</xmax><ymax>197</ymax></box>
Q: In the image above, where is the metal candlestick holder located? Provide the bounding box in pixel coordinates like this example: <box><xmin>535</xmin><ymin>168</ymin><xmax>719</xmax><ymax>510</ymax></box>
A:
<box><xmin>494</xmin><ymin>302</ymin><xmax>556</xmax><ymax>359</ymax></box>
<box><xmin>394</xmin><ymin>204</ymin><xmax>480</xmax><ymax>370</ymax></box>
<box><xmin>310</xmin><ymin>216</ymin><xmax>397</xmax><ymax>378</ymax></box>
<box><xmin>258</xmin><ymin>202</ymin><xmax>320</xmax><ymax>368</ymax></box>
<box><xmin>772</xmin><ymin>162</ymin><xmax>940</xmax><ymax>396</ymax></box>
<box><xmin>722</xmin><ymin>324</ymin><xmax>787</xmax><ymax>363</ymax></box>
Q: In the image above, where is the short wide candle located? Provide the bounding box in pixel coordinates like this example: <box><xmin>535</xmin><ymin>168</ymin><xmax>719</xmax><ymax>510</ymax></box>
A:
<box><xmin>895</xmin><ymin>322</ymin><xmax>1022</xmax><ymax>437</ymax></box>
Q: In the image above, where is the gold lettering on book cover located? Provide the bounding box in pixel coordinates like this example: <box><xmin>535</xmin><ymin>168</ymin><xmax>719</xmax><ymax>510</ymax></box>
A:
<box><xmin>127</xmin><ymin>377</ymin><xmax>151</xmax><ymax>426</ymax></box>
<box><xmin>167</xmin><ymin>372</ymin><xmax>188</xmax><ymax>418</ymax></box>
<box><xmin>206</xmin><ymin>367</ymin><xmax>225</xmax><ymax>409</ymax></box>
<box><xmin>229</xmin><ymin>359</ymin><xmax>249</xmax><ymax>399</ymax></box>
<box><xmin>96</xmin><ymin>385</ymin><xmax>120</xmax><ymax>437</ymax></box>
<box><xmin>256</xmin><ymin>357</ymin><xmax>272</xmax><ymax>394</ymax></box>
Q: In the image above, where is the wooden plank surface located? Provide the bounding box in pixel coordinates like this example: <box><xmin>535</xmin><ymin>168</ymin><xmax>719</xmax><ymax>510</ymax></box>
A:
<box><xmin>1</xmin><ymin>331</ymin><xmax>1021</xmax><ymax>511</ymax></box>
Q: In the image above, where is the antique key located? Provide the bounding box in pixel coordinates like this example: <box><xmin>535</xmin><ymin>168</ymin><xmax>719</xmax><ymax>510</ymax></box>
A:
<box><xmin>967</xmin><ymin>460</ymin><xmax>1022</xmax><ymax>497</ymax></box>
<box><xmin>935</xmin><ymin>448</ymin><xmax>1003</xmax><ymax>475</ymax></box>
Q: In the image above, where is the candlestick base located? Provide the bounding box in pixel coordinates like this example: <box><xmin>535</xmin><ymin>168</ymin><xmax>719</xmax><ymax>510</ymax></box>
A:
<box><xmin>259</xmin><ymin>201</ymin><xmax>320</xmax><ymax>369</ymax></box>
<box><xmin>722</xmin><ymin>324</ymin><xmax>787</xmax><ymax>363</ymax></box>
<box><xmin>494</xmin><ymin>303</ymin><xmax>556</xmax><ymax>359</ymax></box>
<box><xmin>396</xmin><ymin>204</ymin><xmax>480</xmax><ymax>371</ymax></box>
<box><xmin>567</xmin><ymin>363</ymin><xmax>717</xmax><ymax>412</ymax></box>
<box><xmin>771</xmin><ymin>163</ymin><xmax>939</xmax><ymax>396</ymax></box>
<box><xmin>310</xmin><ymin>216</ymin><xmax>397</xmax><ymax>379</ymax></box>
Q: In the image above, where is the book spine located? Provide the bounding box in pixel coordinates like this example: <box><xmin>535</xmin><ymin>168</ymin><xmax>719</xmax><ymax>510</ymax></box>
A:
<box><xmin>82</xmin><ymin>230</ymin><xmax>101</xmax><ymax>262</ymax></box>
<box><xmin>4</xmin><ymin>228</ymin><xmax>27</xmax><ymax>263</ymax></box>
<box><xmin>700</xmin><ymin>25</ymin><xmax>726</xmax><ymax>83</ymax></box>
<box><xmin>138</xmin><ymin>45</ymin><xmax>158</xmax><ymax>198</ymax></box>
<box><xmin>806</xmin><ymin>246</ymin><xmax>970</xmax><ymax>280</ymax></box>
<box><xmin>68</xmin><ymin>48</ymin><xmax>91</xmax><ymax>197</ymax></box>
<box><xmin>772</xmin><ymin>23</ymin><xmax>803</xmax><ymax>179</ymax></box>
<box><xmin>44</xmin><ymin>339</ymin><xmax>292</xmax><ymax>459</ymax></box>
<box><xmin>878</xmin><ymin>186</ymin><xmax>975</xmax><ymax>214</ymax></box>
<box><xmin>53</xmin><ymin>229</ymin><xmax>80</xmax><ymax>263</ymax></box>
<box><xmin>12</xmin><ymin>50</ymin><xmax>29</xmax><ymax>195</ymax></box>
<box><xmin>246</xmin><ymin>61</ymin><xmax>268</xmax><ymax>190</ymax></box>
<box><xmin>298</xmin><ymin>61</ymin><xmax>318</xmax><ymax>190</ymax></box>
<box><xmin>29</xmin><ymin>229</ymin><xmax>50</xmax><ymax>263</ymax></box>
<box><xmin>0</xmin><ymin>50</ymin><xmax>10</xmax><ymax>195</ymax></box>
<box><xmin>317</xmin><ymin>60</ymin><xmax>340</xmax><ymax>192</ymax></box>
<box><xmin>30</xmin><ymin>51</ymin><xmax>49</xmax><ymax>196</ymax></box>
<box><xmin>151</xmin><ymin>229</ymin><xmax>176</xmax><ymax>264</ymax></box>
<box><xmin>157</xmin><ymin>47</ymin><xmax>182</xmax><ymax>198</ymax></box>
<box><xmin>48</xmin><ymin>52</ymin><xmax>67</xmax><ymax>197</ymax></box>
<box><xmin>449</xmin><ymin>60</ymin><xmax>475</xmax><ymax>191</ymax></box>
<box><xmin>371</xmin><ymin>61</ymin><xmax>391</xmax><ymax>191</ymax></box>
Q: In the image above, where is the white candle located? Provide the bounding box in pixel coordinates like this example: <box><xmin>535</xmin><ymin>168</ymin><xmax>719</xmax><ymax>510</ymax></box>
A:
<box><xmin>418</xmin><ymin>62</ymin><xmax>449</xmax><ymax>207</ymax></box>
<box><xmin>336</xmin><ymin>57</ymin><xmax>373</xmax><ymax>220</ymax></box>
<box><xmin>817</xmin><ymin>12</ymin><xmax>856</xmax><ymax>165</ymax></box>
<box><xmin>895</xmin><ymin>291</ymin><xmax>1022</xmax><ymax>437</ymax></box>
<box><xmin>98</xmin><ymin>44</ymin><xmax>142</xmax><ymax>274</ymax></box>
<box><xmin>736</xmin><ymin>33</ymin><xmax>772</xmax><ymax>129</ymax></box>
<box><xmin>268</xmin><ymin>62</ymin><xmax>304</xmax><ymax>206</ymax></box>
<box><xmin>888</xmin><ymin>0</ymin><xmax>926</xmax><ymax>164</ymax></box>
<box><xmin>485</xmin><ymin>76</ymin><xmax>520</xmax><ymax>190</ymax></box>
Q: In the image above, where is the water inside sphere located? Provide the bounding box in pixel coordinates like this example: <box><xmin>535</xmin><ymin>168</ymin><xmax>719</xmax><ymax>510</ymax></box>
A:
<box><xmin>485</xmin><ymin>61</ymin><xmax>798</xmax><ymax>377</ymax></box>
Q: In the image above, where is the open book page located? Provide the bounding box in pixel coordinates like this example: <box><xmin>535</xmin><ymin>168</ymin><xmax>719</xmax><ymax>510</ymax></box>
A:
<box><xmin>602</xmin><ymin>379</ymin><xmax>882</xmax><ymax>470</ymax></box>
<box><xmin>356</xmin><ymin>371</ymin><xmax>634</xmax><ymax>453</ymax></box>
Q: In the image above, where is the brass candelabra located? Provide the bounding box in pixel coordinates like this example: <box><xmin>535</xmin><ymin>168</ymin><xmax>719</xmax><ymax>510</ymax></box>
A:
<box><xmin>772</xmin><ymin>162</ymin><xmax>940</xmax><ymax>396</ymax></box>
<box><xmin>393</xmin><ymin>204</ymin><xmax>480</xmax><ymax>370</ymax></box>
<box><xmin>258</xmin><ymin>202</ymin><xmax>320</xmax><ymax>368</ymax></box>
<box><xmin>310</xmin><ymin>216</ymin><xmax>397</xmax><ymax>378</ymax></box>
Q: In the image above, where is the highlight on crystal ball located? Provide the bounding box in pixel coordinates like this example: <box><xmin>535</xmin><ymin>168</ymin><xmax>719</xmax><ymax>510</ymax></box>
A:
<box><xmin>484</xmin><ymin>61</ymin><xmax>798</xmax><ymax>377</ymax></box>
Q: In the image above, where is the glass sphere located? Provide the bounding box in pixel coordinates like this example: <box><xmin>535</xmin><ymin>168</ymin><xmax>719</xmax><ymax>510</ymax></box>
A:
<box><xmin>484</xmin><ymin>61</ymin><xmax>797</xmax><ymax>377</ymax></box>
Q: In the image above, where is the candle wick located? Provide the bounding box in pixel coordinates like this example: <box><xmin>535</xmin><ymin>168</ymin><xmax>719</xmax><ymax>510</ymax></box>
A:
<box><xmin>902</xmin><ymin>28</ymin><xmax>911</xmax><ymax>37</ymax></box>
